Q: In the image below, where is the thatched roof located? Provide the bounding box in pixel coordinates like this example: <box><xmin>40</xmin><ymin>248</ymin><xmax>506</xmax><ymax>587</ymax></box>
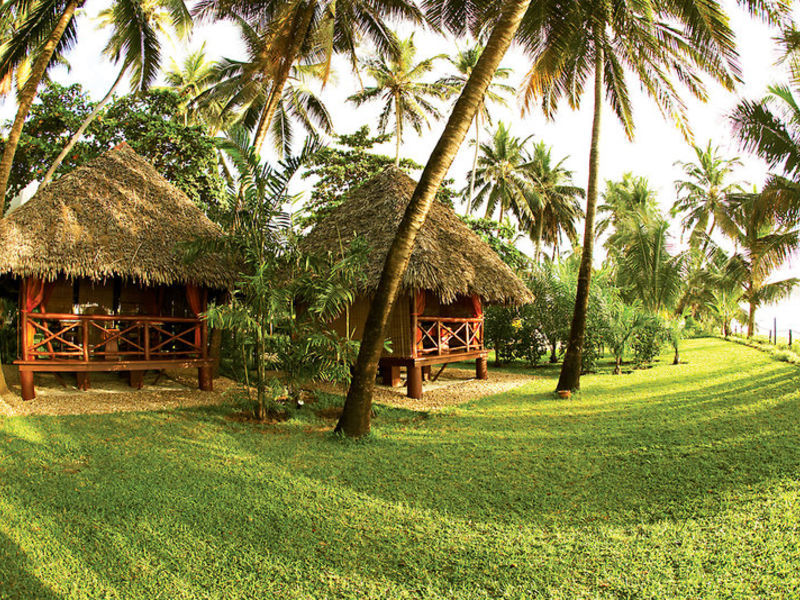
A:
<box><xmin>302</xmin><ymin>167</ymin><xmax>533</xmax><ymax>305</ymax></box>
<box><xmin>0</xmin><ymin>144</ymin><xmax>233</xmax><ymax>289</ymax></box>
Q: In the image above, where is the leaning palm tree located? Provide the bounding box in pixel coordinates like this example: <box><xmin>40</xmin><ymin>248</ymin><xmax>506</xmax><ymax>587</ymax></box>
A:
<box><xmin>524</xmin><ymin>141</ymin><xmax>584</xmax><ymax>262</ymax></box>
<box><xmin>195</xmin><ymin>0</ymin><xmax>423</xmax><ymax>156</ymax></box>
<box><xmin>41</xmin><ymin>0</ymin><xmax>192</xmax><ymax>185</ymax></box>
<box><xmin>469</xmin><ymin>122</ymin><xmax>536</xmax><ymax>223</ymax></box>
<box><xmin>347</xmin><ymin>35</ymin><xmax>451</xmax><ymax>166</ymax></box>
<box><xmin>439</xmin><ymin>43</ymin><xmax>514</xmax><ymax>209</ymax></box>
<box><xmin>336</xmin><ymin>0</ymin><xmax>533</xmax><ymax>438</ymax></box>
<box><xmin>671</xmin><ymin>141</ymin><xmax>743</xmax><ymax>251</ymax></box>
<box><xmin>718</xmin><ymin>192</ymin><xmax>800</xmax><ymax>337</ymax></box>
<box><xmin>517</xmin><ymin>0</ymin><xmax>745</xmax><ymax>392</ymax></box>
<box><xmin>0</xmin><ymin>0</ymin><xmax>84</xmax><ymax>211</ymax></box>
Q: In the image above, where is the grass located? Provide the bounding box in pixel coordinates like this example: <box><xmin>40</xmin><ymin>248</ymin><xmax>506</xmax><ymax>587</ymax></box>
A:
<box><xmin>1</xmin><ymin>338</ymin><xmax>799</xmax><ymax>599</ymax></box>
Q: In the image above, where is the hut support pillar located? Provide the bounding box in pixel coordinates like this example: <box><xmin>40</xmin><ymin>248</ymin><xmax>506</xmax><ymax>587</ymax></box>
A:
<box><xmin>198</xmin><ymin>366</ymin><xmax>213</xmax><ymax>391</ymax></box>
<box><xmin>379</xmin><ymin>363</ymin><xmax>402</xmax><ymax>387</ymax></box>
<box><xmin>407</xmin><ymin>366</ymin><xmax>423</xmax><ymax>399</ymax></box>
<box><xmin>76</xmin><ymin>372</ymin><xmax>90</xmax><ymax>391</ymax></box>
<box><xmin>476</xmin><ymin>356</ymin><xmax>488</xmax><ymax>380</ymax></box>
<box><xmin>129</xmin><ymin>371</ymin><xmax>144</xmax><ymax>389</ymax></box>
<box><xmin>20</xmin><ymin>370</ymin><xmax>35</xmax><ymax>401</ymax></box>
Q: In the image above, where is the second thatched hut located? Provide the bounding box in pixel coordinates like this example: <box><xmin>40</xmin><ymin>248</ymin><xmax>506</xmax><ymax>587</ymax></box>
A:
<box><xmin>302</xmin><ymin>167</ymin><xmax>532</xmax><ymax>399</ymax></box>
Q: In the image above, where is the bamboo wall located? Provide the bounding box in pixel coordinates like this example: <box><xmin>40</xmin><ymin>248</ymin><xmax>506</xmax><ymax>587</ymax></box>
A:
<box><xmin>331</xmin><ymin>293</ymin><xmax>412</xmax><ymax>358</ymax></box>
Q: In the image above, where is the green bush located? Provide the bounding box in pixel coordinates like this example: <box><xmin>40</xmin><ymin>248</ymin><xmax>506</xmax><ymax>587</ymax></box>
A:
<box><xmin>630</xmin><ymin>317</ymin><xmax>668</xmax><ymax>365</ymax></box>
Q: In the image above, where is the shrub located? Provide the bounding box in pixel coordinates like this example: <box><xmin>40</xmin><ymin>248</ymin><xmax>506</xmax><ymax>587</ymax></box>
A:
<box><xmin>631</xmin><ymin>317</ymin><xmax>668</xmax><ymax>365</ymax></box>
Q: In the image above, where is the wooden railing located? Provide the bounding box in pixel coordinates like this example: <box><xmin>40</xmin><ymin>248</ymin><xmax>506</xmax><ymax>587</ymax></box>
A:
<box><xmin>414</xmin><ymin>316</ymin><xmax>483</xmax><ymax>357</ymax></box>
<box><xmin>20</xmin><ymin>312</ymin><xmax>207</xmax><ymax>362</ymax></box>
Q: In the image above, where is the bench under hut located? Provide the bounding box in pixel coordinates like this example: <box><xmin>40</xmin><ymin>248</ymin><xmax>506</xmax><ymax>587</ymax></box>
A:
<box><xmin>302</xmin><ymin>167</ymin><xmax>533</xmax><ymax>399</ymax></box>
<box><xmin>0</xmin><ymin>144</ymin><xmax>233</xmax><ymax>400</ymax></box>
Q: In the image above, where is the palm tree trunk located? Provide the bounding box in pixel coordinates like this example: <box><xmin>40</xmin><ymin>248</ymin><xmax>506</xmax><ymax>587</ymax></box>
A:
<box><xmin>42</xmin><ymin>63</ymin><xmax>128</xmax><ymax>186</ymax></box>
<box><xmin>0</xmin><ymin>0</ymin><xmax>81</xmax><ymax>212</ymax></box>
<box><xmin>747</xmin><ymin>300</ymin><xmax>756</xmax><ymax>338</ymax></box>
<box><xmin>251</xmin><ymin>2</ymin><xmax>315</xmax><ymax>155</ymax></box>
<box><xmin>335</xmin><ymin>0</ymin><xmax>532</xmax><ymax>438</ymax></box>
<box><xmin>468</xmin><ymin>115</ymin><xmax>480</xmax><ymax>213</ymax></box>
<box><xmin>484</xmin><ymin>200</ymin><xmax>494</xmax><ymax>220</ymax></box>
<box><xmin>556</xmin><ymin>42</ymin><xmax>604</xmax><ymax>392</ymax></box>
<box><xmin>394</xmin><ymin>92</ymin><xmax>402</xmax><ymax>166</ymax></box>
<box><xmin>534</xmin><ymin>209</ymin><xmax>544</xmax><ymax>263</ymax></box>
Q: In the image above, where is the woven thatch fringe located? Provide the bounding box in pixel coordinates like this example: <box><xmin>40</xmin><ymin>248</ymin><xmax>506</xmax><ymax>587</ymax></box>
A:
<box><xmin>0</xmin><ymin>144</ymin><xmax>234</xmax><ymax>289</ymax></box>
<box><xmin>302</xmin><ymin>167</ymin><xmax>533</xmax><ymax>305</ymax></box>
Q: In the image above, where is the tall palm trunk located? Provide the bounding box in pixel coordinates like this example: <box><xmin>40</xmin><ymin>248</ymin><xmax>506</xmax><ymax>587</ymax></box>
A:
<box><xmin>0</xmin><ymin>0</ymin><xmax>81</xmax><ymax>212</ymax></box>
<box><xmin>335</xmin><ymin>0</ymin><xmax>532</xmax><ymax>438</ymax></box>
<box><xmin>251</xmin><ymin>2</ymin><xmax>315</xmax><ymax>155</ymax></box>
<box><xmin>747</xmin><ymin>299</ymin><xmax>756</xmax><ymax>337</ymax></box>
<box><xmin>556</xmin><ymin>43</ymin><xmax>604</xmax><ymax>392</ymax></box>
<box><xmin>395</xmin><ymin>95</ymin><xmax>402</xmax><ymax>166</ymax></box>
<box><xmin>42</xmin><ymin>63</ymin><xmax>127</xmax><ymax>186</ymax></box>
<box><xmin>467</xmin><ymin>114</ymin><xmax>481</xmax><ymax>213</ymax></box>
<box><xmin>534</xmin><ymin>208</ymin><xmax>544</xmax><ymax>263</ymax></box>
<box><xmin>484</xmin><ymin>200</ymin><xmax>494</xmax><ymax>220</ymax></box>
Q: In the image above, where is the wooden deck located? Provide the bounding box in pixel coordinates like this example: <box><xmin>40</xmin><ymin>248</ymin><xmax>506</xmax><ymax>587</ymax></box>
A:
<box><xmin>15</xmin><ymin>312</ymin><xmax>212</xmax><ymax>400</ymax></box>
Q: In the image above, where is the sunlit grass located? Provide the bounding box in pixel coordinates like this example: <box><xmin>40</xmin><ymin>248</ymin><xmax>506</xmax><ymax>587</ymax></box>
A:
<box><xmin>1</xmin><ymin>338</ymin><xmax>799</xmax><ymax>598</ymax></box>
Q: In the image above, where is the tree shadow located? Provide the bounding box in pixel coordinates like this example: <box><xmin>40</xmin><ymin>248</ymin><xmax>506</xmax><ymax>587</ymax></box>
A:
<box><xmin>0</xmin><ymin>525</ymin><xmax>63</xmax><ymax>599</ymax></box>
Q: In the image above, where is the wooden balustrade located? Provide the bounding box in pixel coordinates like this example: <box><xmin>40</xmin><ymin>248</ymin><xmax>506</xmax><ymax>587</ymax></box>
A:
<box><xmin>21</xmin><ymin>312</ymin><xmax>205</xmax><ymax>363</ymax></box>
<box><xmin>414</xmin><ymin>316</ymin><xmax>484</xmax><ymax>357</ymax></box>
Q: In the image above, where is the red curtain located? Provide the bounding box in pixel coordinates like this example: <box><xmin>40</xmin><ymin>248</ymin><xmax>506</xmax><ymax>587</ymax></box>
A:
<box><xmin>471</xmin><ymin>294</ymin><xmax>483</xmax><ymax>318</ymax></box>
<box><xmin>186</xmin><ymin>285</ymin><xmax>206</xmax><ymax>349</ymax></box>
<box><xmin>414</xmin><ymin>290</ymin><xmax>426</xmax><ymax>348</ymax></box>
<box><xmin>23</xmin><ymin>278</ymin><xmax>55</xmax><ymax>312</ymax></box>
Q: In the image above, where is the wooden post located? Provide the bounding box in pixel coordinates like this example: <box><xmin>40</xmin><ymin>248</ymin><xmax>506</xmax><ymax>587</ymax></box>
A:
<box><xmin>476</xmin><ymin>356</ymin><xmax>488</xmax><ymax>380</ymax></box>
<box><xmin>81</xmin><ymin>319</ymin><xmax>89</xmax><ymax>362</ymax></box>
<box><xmin>129</xmin><ymin>370</ymin><xmax>144</xmax><ymax>389</ymax></box>
<box><xmin>20</xmin><ymin>370</ymin><xmax>35</xmax><ymax>401</ymax></box>
<box><xmin>144</xmin><ymin>322</ymin><xmax>150</xmax><ymax>360</ymax></box>
<box><xmin>379</xmin><ymin>362</ymin><xmax>402</xmax><ymax>387</ymax></box>
<box><xmin>198</xmin><ymin>365</ymin><xmax>213</xmax><ymax>391</ymax></box>
<box><xmin>407</xmin><ymin>365</ymin><xmax>423</xmax><ymax>399</ymax></box>
<box><xmin>789</xmin><ymin>330</ymin><xmax>792</xmax><ymax>347</ymax></box>
<box><xmin>411</xmin><ymin>294</ymin><xmax>418</xmax><ymax>359</ymax></box>
<box><xmin>774</xmin><ymin>318</ymin><xmax>777</xmax><ymax>345</ymax></box>
<box><xmin>77</xmin><ymin>372</ymin><xmax>90</xmax><ymax>391</ymax></box>
<box><xmin>422</xmin><ymin>365</ymin><xmax>432</xmax><ymax>381</ymax></box>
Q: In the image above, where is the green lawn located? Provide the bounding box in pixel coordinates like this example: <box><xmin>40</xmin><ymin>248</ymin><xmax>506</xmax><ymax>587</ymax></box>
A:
<box><xmin>2</xmin><ymin>338</ymin><xmax>800</xmax><ymax>599</ymax></box>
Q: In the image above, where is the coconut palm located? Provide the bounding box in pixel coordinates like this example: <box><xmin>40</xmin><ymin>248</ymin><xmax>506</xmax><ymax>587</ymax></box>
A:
<box><xmin>523</xmin><ymin>141</ymin><xmax>584</xmax><ymax>262</ymax></box>
<box><xmin>597</xmin><ymin>174</ymin><xmax>659</xmax><ymax>263</ymax></box>
<box><xmin>469</xmin><ymin>122</ymin><xmax>536</xmax><ymax>223</ymax></box>
<box><xmin>41</xmin><ymin>0</ymin><xmax>191</xmax><ymax>185</ymax></box>
<box><xmin>515</xmin><ymin>0</ymin><xmax>744</xmax><ymax>392</ymax></box>
<box><xmin>347</xmin><ymin>35</ymin><xmax>451</xmax><ymax>166</ymax></box>
<box><xmin>718</xmin><ymin>191</ymin><xmax>800</xmax><ymax>337</ymax></box>
<box><xmin>0</xmin><ymin>0</ymin><xmax>85</xmax><ymax>211</ymax></box>
<box><xmin>438</xmin><ymin>43</ymin><xmax>514</xmax><ymax>210</ymax></box>
<box><xmin>337</xmin><ymin>0</ymin><xmax>532</xmax><ymax>437</ymax></box>
<box><xmin>614</xmin><ymin>215</ymin><xmax>686</xmax><ymax>314</ymax></box>
<box><xmin>164</xmin><ymin>44</ymin><xmax>219</xmax><ymax>127</ymax></box>
<box><xmin>671</xmin><ymin>142</ymin><xmax>743</xmax><ymax>251</ymax></box>
<box><xmin>197</xmin><ymin>18</ymin><xmax>333</xmax><ymax>155</ymax></box>
<box><xmin>195</xmin><ymin>0</ymin><xmax>423</xmax><ymax>156</ymax></box>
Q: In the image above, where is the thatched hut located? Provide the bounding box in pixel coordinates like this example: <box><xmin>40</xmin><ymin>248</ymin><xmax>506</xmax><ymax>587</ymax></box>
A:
<box><xmin>303</xmin><ymin>167</ymin><xmax>532</xmax><ymax>399</ymax></box>
<box><xmin>0</xmin><ymin>143</ymin><xmax>233</xmax><ymax>400</ymax></box>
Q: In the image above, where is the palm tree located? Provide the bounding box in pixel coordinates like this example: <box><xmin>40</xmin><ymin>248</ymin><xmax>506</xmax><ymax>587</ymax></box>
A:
<box><xmin>718</xmin><ymin>192</ymin><xmax>799</xmax><ymax>337</ymax></box>
<box><xmin>614</xmin><ymin>215</ymin><xmax>686</xmax><ymax>314</ymax></box>
<box><xmin>41</xmin><ymin>0</ymin><xmax>192</xmax><ymax>185</ymax></box>
<box><xmin>0</xmin><ymin>0</ymin><xmax>84</xmax><ymax>211</ymax></box>
<box><xmin>597</xmin><ymin>173</ymin><xmax>659</xmax><ymax>262</ymax></box>
<box><xmin>439</xmin><ymin>43</ymin><xmax>514</xmax><ymax>210</ymax></box>
<box><xmin>671</xmin><ymin>141</ymin><xmax>743</xmax><ymax>251</ymax></box>
<box><xmin>516</xmin><ymin>0</ymin><xmax>742</xmax><ymax>392</ymax></box>
<box><xmin>198</xmin><ymin>18</ymin><xmax>332</xmax><ymax>155</ymax></box>
<box><xmin>347</xmin><ymin>35</ymin><xmax>450</xmax><ymax>166</ymax></box>
<box><xmin>336</xmin><ymin>0</ymin><xmax>533</xmax><ymax>438</ymax></box>
<box><xmin>524</xmin><ymin>141</ymin><xmax>584</xmax><ymax>262</ymax></box>
<box><xmin>164</xmin><ymin>44</ymin><xmax>218</xmax><ymax>126</ymax></box>
<box><xmin>196</xmin><ymin>0</ymin><xmax>422</xmax><ymax>156</ymax></box>
<box><xmin>469</xmin><ymin>122</ymin><xmax>535</xmax><ymax>223</ymax></box>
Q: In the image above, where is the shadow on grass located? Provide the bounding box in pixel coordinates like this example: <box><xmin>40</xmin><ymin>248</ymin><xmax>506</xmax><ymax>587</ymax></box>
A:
<box><xmin>0</xmin><ymin>519</ymin><xmax>63</xmax><ymax>600</ymax></box>
<box><xmin>0</xmin><ymin>339</ymin><xmax>798</xmax><ymax>597</ymax></box>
